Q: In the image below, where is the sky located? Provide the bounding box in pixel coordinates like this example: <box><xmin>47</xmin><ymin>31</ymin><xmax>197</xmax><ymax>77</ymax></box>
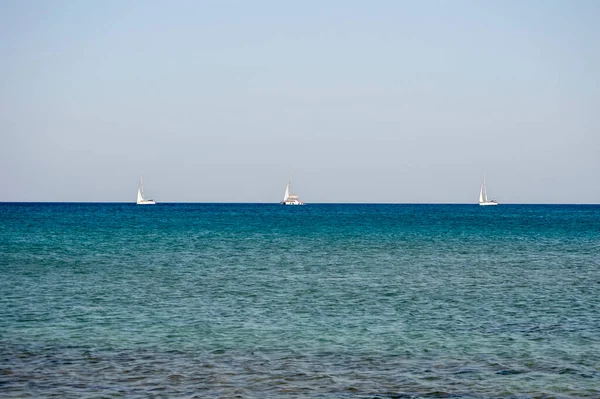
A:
<box><xmin>1</xmin><ymin>0</ymin><xmax>599</xmax><ymax>203</ymax></box>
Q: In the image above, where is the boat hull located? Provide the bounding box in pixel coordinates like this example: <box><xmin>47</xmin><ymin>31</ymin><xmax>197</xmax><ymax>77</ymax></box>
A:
<box><xmin>281</xmin><ymin>201</ymin><xmax>305</xmax><ymax>205</ymax></box>
<box><xmin>479</xmin><ymin>202</ymin><xmax>498</xmax><ymax>206</ymax></box>
<box><xmin>137</xmin><ymin>200</ymin><xmax>156</xmax><ymax>205</ymax></box>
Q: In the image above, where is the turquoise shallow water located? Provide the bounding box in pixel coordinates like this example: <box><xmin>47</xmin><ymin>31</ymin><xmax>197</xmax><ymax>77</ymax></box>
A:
<box><xmin>1</xmin><ymin>203</ymin><xmax>599</xmax><ymax>398</ymax></box>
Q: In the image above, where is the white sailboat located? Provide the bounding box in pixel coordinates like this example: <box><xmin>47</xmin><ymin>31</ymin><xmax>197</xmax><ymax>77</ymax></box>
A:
<box><xmin>136</xmin><ymin>176</ymin><xmax>156</xmax><ymax>205</ymax></box>
<box><xmin>281</xmin><ymin>174</ymin><xmax>305</xmax><ymax>205</ymax></box>
<box><xmin>479</xmin><ymin>176</ymin><xmax>498</xmax><ymax>206</ymax></box>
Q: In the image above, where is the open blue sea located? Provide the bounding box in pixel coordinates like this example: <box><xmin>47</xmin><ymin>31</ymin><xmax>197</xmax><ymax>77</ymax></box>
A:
<box><xmin>1</xmin><ymin>203</ymin><xmax>599</xmax><ymax>398</ymax></box>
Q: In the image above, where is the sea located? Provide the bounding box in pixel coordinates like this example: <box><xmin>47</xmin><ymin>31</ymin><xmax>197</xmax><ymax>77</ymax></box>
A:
<box><xmin>0</xmin><ymin>203</ymin><xmax>599</xmax><ymax>398</ymax></box>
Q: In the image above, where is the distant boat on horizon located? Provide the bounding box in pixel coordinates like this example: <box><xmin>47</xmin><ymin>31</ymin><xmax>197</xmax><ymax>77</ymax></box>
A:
<box><xmin>281</xmin><ymin>174</ymin><xmax>305</xmax><ymax>205</ymax></box>
<box><xmin>479</xmin><ymin>176</ymin><xmax>498</xmax><ymax>206</ymax></box>
<box><xmin>136</xmin><ymin>176</ymin><xmax>156</xmax><ymax>205</ymax></box>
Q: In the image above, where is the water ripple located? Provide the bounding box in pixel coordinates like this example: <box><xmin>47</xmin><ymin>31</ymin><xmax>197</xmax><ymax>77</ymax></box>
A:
<box><xmin>1</xmin><ymin>203</ymin><xmax>599</xmax><ymax>398</ymax></box>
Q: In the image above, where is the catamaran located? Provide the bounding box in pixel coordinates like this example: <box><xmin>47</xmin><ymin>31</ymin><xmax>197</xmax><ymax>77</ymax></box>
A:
<box><xmin>479</xmin><ymin>176</ymin><xmax>498</xmax><ymax>206</ymax></box>
<box><xmin>136</xmin><ymin>176</ymin><xmax>156</xmax><ymax>205</ymax></box>
<box><xmin>281</xmin><ymin>175</ymin><xmax>305</xmax><ymax>205</ymax></box>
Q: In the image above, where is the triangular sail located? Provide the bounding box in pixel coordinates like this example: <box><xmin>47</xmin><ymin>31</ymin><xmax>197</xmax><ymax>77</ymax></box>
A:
<box><xmin>137</xmin><ymin>177</ymin><xmax>144</xmax><ymax>202</ymax></box>
<box><xmin>482</xmin><ymin>176</ymin><xmax>488</xmax><ymax>202</ymax></box>
<box><xmin>283</xmin><ymin>182</ymin><xmax>290</xmax><ymax>202</ymax></box>
<box><xmin>479</xmin><ymin>175</ymin><xmax>496</xmax><ymax>204</ymax></box>
<box><xmin>136</xmin><ymin>176</ymin><xmax>156</xmax><ymax>205</ymax></box>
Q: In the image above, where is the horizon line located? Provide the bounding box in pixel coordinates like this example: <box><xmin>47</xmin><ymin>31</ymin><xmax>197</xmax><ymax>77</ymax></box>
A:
<box><xmin>1</xmin><ymin>201</ymin><xmax>599</xmax><ymax>206</ymax></box>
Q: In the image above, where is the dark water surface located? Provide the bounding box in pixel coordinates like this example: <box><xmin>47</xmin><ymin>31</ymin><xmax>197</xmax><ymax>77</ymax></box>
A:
<box><xmin>1</xmin><ymin>203</ymin><xmax>599</xmax><ymax>398</ymax></box>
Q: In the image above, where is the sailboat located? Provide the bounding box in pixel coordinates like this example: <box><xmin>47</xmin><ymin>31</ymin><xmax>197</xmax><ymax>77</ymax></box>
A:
<box><xmin>136</xmin><ymin>176</ymin><xmax>156</xmax><ymax>205</ymax></box>
<box><xmin>479</xmin><ymin>176</ymin><xmax>498</xmax><ymax>206</ymax></box>
<box><xmin>281</xmin><ymin>174</ymin><xmax>305</xmax><ymax>205</ymax></box>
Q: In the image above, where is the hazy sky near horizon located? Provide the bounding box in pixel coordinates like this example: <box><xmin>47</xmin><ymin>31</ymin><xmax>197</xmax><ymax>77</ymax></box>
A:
<box><xmin>1</xmin><ymin>1</ymin><xmax>599</xmax><ymax>203</ymax></box>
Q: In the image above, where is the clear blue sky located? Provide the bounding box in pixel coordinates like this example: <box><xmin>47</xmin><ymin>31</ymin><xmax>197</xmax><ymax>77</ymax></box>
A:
<box><xmin>1</xmin><ymin>1</ymin><xmax>599</xmax><ymax>203</ymax></box>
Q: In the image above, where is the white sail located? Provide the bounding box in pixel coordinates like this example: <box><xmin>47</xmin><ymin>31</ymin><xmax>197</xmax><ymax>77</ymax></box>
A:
<box><xmin>137</xmin><ymin>176</ymin><xmax>144</xmax><ymax>203</ymax></box>
<box><xmin>479</xmin><ymin>175</ymin><xmax>497</xmax><ymax>205</ymax></box>
<box><xmin>281</xmin><ymin>173</ymin><xmax>304</xmax><ymax>205</ymax></box>
<box><xmin>283</xmin><ymin>182</ymin><xmax>290</xmax><ymax>202</ymax></box>
<box><xmin>480</xmin><ymin>177</ymin><xmax>489</xmax><ymax>203</ymax></box>
<box><xmin>137</xmin><ymin>176</ymin><xmax>156</xmax><ymax>205</ymax></box>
